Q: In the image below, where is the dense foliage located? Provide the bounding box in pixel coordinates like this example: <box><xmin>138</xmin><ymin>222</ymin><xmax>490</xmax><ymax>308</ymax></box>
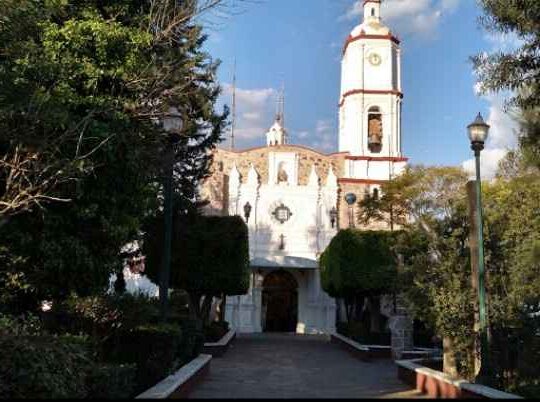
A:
<box><xmin>144</xmin><ymin>215</ymin><xmax>250</xmax><ymax>323</ymax></box>
<box><xmin>320</xmin><ymin>230</ymin><xmax>398</xmax><ymax>326</ymax></box>
<box><xmin>366</xmin><ymin>163</ymin><xmax>540</xmax><ymax>394</ymax></box>
<box><xmin>0</xmin><ymin>0</ymin><xmax>226</xmax><ymax>308</ymax></box>
<box><xmin>473</xmin><ymin>0</ymin><xmax>540</xmax><ymax>169</ymax></box>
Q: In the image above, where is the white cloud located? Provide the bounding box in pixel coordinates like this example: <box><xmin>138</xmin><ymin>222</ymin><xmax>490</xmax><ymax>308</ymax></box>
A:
<box><xmin>344</xmin><ymin>0</ymin><xmax>461</xmax><ymax>37</ymax></box>
<box><xmin>462</xmin><ymin>92</ymin><xmax>519</xmax><ymax>180</ymax></box>
<box><xmin>463</xmin><ymin>148</ymin><xmax>509</xmax><ymax>181</ymax></box>
<box><xmin>220</xmin><ymin>84</ymin><xmax>277</xmax><ymax>145</ymax></box>
<box><xmin>311</xmin><ymin>119</ymin><xmax>337</xmax><ymax>153</ymax></box>
<box><xmin>463</xmin><ymin>31</ymin><xmax>522</xmax><ymax>180</ymax></box>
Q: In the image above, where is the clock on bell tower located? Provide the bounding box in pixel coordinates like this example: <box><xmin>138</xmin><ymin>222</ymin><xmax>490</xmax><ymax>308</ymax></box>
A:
<box><xmin>339</xmin><ymin>0</ymin><xmax>403</xmax><ymax>160</ymax></box>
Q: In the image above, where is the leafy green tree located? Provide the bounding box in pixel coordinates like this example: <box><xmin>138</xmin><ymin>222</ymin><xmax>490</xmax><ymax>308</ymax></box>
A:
<box><xmin>473</xmin><ymin>0</ymin><xmax>540</xmax><ymax>110</ymax></box>
<box><xmin>473</xmin><ymin>1</ymin><xmax>540</xmax><ymax>167</ymax></box>
<box><xmin>143</xmin><ymin>214</ymin><xmax>250</xmax><ymax>324</ymax></box>
<box><xmin>0</xmin><ymin>0</ymin><xmax>227</xmax><ymax>307</ymax></box>
<box><xmin>320</xmin><ymin>230</ymin><xmax>398</xmax><ymax>327</ymax></box>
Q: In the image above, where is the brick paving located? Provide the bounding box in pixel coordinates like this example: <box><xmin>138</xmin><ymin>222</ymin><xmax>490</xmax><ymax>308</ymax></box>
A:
<box><xmin>188</xmin><ymin>333</ymin><xmax>424</xmax><ymax>399</ymax></box>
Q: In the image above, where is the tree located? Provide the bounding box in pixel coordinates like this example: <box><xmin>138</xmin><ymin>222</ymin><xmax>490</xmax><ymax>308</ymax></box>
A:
<box><xmin>361</xmin><ymin>166</ymin><xmax>473</xmax><ymax>377</ymax></box>
<box><xmin>473</xmin><ymin>0</ymin><xmax>540</xmax><ymax>110</ymax></box>
<box><xmin>143</xmin><ymin>214</ymin><xmax>250</xmax><ymax>324</ymax></box>
<box><xmin>473</xmin><ymin>1</ymin><xmax>540</xmax><ymax>167</ymax></box>
<box><xmin>0</xmin><ymin>0</ymin><xmax>229</xmax><ymax>308</ymax></box>
<box><xmin>320</xmin><ymin>230</ymin><xmax>398</xmax><ymax>328</ymax></box>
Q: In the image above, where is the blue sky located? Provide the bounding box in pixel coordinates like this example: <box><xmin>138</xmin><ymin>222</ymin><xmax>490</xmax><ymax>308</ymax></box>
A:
<box><xmin>204</xmin><ymin>0</ymin><xmax>518</xmax><ymax>177</ymax></box>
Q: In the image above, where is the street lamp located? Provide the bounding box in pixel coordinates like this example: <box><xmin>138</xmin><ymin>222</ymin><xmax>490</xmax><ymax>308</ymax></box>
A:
<box><xmin>160</xmin><ymin>107</ymin><xmax>183</xmax><ymax>322</ymax></box>
<box><xmin>467</xmin><ymin>112</ymin><xmax>492</xmax><ymax>384</ymax></box>
<box><xmin>345</xmin><ymin>193</ymin><xmax>357</xmax><ymax>228</ymax></box>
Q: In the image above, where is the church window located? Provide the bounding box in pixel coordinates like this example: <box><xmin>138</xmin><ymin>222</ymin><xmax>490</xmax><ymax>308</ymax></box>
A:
<box><xmin>373</xmin><ymin>188</ymin><xmax>379</xmax><ymax>200</ymax></box>
<box><xmin>371</xmin><ymin>8</ymin><xmax>375</xmax><ymax>17</ymax></box>
<box><xmin>367</xmin><ymin>106</ymin><xmax>383</xmax><ymax>153</ymax></box>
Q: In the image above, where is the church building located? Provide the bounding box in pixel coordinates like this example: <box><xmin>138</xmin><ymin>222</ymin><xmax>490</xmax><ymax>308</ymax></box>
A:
<box><xmin>201</xmin><ymin>0</ymin><xmax>408</xmax><ymax>334</ymax></box>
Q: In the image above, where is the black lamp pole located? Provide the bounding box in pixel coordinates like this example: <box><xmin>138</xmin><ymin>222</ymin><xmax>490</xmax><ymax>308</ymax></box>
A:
<box><xmin>467</xmin><ymin>112</ymin><xmax>492</xmax><ymax>385</ymax></box>
<box><xmin>160</xmin><ymin>108</ymin><xmax>182</xmax><ymax>322</ymax></box>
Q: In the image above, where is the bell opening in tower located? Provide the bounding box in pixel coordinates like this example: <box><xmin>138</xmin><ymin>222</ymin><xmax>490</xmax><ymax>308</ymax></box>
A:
<box><xmin>367</xmin><ymin>106</ymin><xmax>383</xmax><ymax>153</ymax></box>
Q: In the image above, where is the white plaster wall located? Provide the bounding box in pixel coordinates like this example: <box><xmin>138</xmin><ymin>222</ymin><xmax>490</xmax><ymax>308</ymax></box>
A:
<box><xmin>340</xmin><ymin>93</ymin><xmax>402</xmax><ymax>157</ymax></box>
<box><xmin>346</xmin><ymin>160</ymin><xmax>407</xmax><ymax>181</ymax></box>
<box><xmin>225</xmin><ymin>152</ymin><xmax>338</xmax><ymax>334</ymax></box>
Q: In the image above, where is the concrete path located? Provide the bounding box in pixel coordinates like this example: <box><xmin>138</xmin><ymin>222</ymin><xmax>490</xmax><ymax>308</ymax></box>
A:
<box><xmin>188</xmin><ymin>333</ymin><xmax>424</xmax><ymax>399</ymax></box>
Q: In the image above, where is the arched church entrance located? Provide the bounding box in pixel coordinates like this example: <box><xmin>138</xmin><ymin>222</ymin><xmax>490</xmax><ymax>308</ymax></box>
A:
<box><xmin>262</xmin><ymin>270</ymin><xmax>298</xmax><ymax>333</ymax></box>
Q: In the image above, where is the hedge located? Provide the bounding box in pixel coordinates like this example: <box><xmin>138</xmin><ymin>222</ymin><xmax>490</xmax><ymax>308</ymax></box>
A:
<box><xmin>320</xmin><ymin>230</ymin><xmax>399</xmax><ymax>299</ymax></box>
<box><xmin>144</xmin><ymin>215</ymin><xmax>250</xmax><ymax>298</ymax></box>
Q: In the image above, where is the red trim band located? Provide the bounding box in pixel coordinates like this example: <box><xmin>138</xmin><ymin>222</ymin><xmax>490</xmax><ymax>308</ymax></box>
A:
<box><xmin>339</xmin><ymin>178</ymin><xmax>387</xmax><ymax>185</ymax></box>
<box><xmin>339</xmin><ymin>89</ymin><xmax>403</xmax><ymax>107</ymax></box>
<box><xmin>345</xmin><ymin>156</ymin><xmax>409</xmax><ymax>162</ymax></box>
<box><xmin>343</xmin><ymin>33</ymin><xmax>400</xmax><ymax>55</ymax></box>
<box><xmin>363</xmin><ymin>0</ymin><xmax>381</xmax><ymax>5</ymax></box>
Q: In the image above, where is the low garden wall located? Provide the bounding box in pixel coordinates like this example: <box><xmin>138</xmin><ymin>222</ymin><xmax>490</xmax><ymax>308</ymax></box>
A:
<box><xmin>396</xmin><ymin>358</ymin><xmax>523</xmax><ymax>399</ymax></box>
<box><xmin>331</xmin><ymin>332</ymin><xmax>392</xmax><ymax>361</ymax></box>
<box><xmin>202</xmin><ymin>329</ymin><xmax>236</xmax><ymax>357</ymax></box>
<box><xmin>136</xmin><ymin>354</ymin><xmax>212</xmax><ymax>399</ymax></box>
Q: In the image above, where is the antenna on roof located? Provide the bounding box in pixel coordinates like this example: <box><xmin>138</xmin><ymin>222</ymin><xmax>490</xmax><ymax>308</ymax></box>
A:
<box><xmin>275</xmin><ymin>78</ymin><xmax>287</xmax><ymax>144</ymax></box>
<box><xmin>230</xmin><ymin>58</ymin><xmax>237</xmax><ymax>151</ymax></box>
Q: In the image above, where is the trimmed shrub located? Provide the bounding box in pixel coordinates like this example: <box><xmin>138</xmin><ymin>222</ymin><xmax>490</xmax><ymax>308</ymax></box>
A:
<box><xmin>204</xmin><ymin>321</ymin><xmax>230</xmax><ymax>343</ymax></box>
<box><xmin>0</xmin><ymin>335</ymin><xmax>91</xmax><ymax>399</ymax></box>
<box><xmin>112</xmin><ymin>323</ymin><xmax>182</xmax><ymax>393</ymax></box>
<box><xmin>87</xmin><ymin>363</ymin><xmax>137</xmax><ymax>399</ymax></box>
<box><xmin>144</xmin><ymin>215</ymin><xmax>250</xmax><ymax>323</ymax></box>
<box><xmin>178</xmin><ymin>318</ymin><xmax>204</xmax><ymax>365</ymax></box>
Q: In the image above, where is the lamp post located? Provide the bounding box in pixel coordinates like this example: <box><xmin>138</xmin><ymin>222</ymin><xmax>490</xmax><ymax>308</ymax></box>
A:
<box><xmin>467</xmin><ymin>112</ymin><xmax>492</xmax><ymax>384</ymax></box>
<box><xmin>345</xmin><ymin>193</ymin><xmax>357</xmax><ymax>228</ymax></box>
<box><xmin>160</xmin><ymin>107</ymin><xmax>183</xmax><ymax>322</ymax></box>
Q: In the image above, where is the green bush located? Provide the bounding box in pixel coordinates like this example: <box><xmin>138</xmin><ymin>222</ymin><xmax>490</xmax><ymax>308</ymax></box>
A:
<box><xmin>336</xmin><ymin>320</ymin><xmax>391</xmax><ymax>345</ymax></box>
<box><xmin>204</xmin><ymin>321</ymin><xmax>230</xmax><ymax>343</ymax></box>
<box><xmin>178</xmin><ymin>318</ymin><xmax>204</xmax><ymax>365</ymax></box>
<box><xmin>0</xmin><ymin>313</ymin><xmax>43</xmax><ymax>336</ymax></box>
<box><xmin>87</xmin><ymin>363</ymin><xmax>137</xmax><ymax>399</ymax></box>
<box><xmin>0</xmin><ymin>335</ymin><xmax>91</xmax><ymax>399</ymax></box>
<box><xmin>320</xmin><ymin>230</ymin><xmax>398</xmax><ymax>300</ymax></box>
<box><xmin>110</xmin><ymin>323</ymin><xmax>182</xmax><ymax>393</ymax></box>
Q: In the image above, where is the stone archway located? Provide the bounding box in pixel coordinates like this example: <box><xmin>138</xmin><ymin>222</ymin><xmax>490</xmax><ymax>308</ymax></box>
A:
<box><xmin>262</xmin><ymin>270</ymin><xmax>298</xmax><ymax>333</ymax></box>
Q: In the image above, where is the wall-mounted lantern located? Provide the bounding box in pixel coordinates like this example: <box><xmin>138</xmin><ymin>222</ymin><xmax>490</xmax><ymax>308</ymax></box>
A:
<box><xmin>243</xmin><ymin>202</ymin><xmax>252</xmax><ymax>223</ymax></box>
<box><xmin>345</xmin><ymin>193</ymin><xmax>357</xmax><ymax>228</ymax></box>
<box><xmin>330</xmin><ymin>207</ymin><xmax>338</xmax><ymax>229</ymax></box>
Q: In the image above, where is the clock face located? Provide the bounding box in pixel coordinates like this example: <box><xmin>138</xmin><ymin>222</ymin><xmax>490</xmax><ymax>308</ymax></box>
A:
<box><xmin>368</xmin><ymin>52</ymin><xmax>382</xmax><ymax>66</ymax></box>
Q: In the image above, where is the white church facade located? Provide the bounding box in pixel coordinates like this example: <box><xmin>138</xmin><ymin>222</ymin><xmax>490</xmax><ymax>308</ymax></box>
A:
<box><xmin>201</xmin><ymin>0</ymin><xmax>408</xmax><ymax>334</ymax></box>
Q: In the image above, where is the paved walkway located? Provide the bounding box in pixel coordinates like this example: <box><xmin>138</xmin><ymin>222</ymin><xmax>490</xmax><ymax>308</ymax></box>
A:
<box><xmin>189</xmin><ymin>333</ymin><xmax>424</xmax><ymax>399</ymax></box>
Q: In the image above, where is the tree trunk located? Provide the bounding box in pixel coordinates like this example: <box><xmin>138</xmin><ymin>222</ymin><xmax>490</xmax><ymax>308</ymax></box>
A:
<box><xmin>188</xmin><ymin>293</ymin><xmax>202</xmax><ymax>320</ymax></box>
<box><xmin>344</xmin><ymin>296</ymin><xmax>353</xmax><ymax>324</ymax></box>
<box><xmin>353</xmin><ymin>294</ymin><xmax>365</xmax><ymax>322</ymax></box>
<box><xmin>201</xmin><ymin>295</ymin><xmax>213</xmax><ymax>327</ymax></box>
<box><xmin>443</xmin><ymin>336</ymin><xmax>459</xmax><ymax>378</ymax></box>
<box><xmin>369</xmin><ymin>296</ymin><xmax>381</xmax><ymax>334</ymax></box>
<box><xmin>218</xmin><ymin>294</ymin><xmax>226</xmax><ymax>322</ymax></box>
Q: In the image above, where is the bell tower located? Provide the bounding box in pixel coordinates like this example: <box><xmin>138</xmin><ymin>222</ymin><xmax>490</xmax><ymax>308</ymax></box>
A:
<box><xmin>338</xmin><ymin>0</ymin><xmax>403</xmax><ymax>161</ymax></box>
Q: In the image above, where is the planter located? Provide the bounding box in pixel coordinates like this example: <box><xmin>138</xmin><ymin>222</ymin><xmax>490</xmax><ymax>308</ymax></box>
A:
<box><xmin>396</xmin><ymin>358</ymin><xmax>523</xmax><ymax>399</ymax></box>
<box><xmin>331</xmin><ymin>332</ymin><xmax>392</xmax><ymax>361</ymax></box>
<box><xmin>135</xmin><ymin>354</ymin><xmax>212</xmax><ymax>399</ymax></box>
<box><xmin>202</xmin><ymin>329</ymin><xmax>236</xmax><ymax>357</ymax></box>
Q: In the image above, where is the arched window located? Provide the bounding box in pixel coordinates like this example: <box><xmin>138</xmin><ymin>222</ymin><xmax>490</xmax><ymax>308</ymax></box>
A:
<box><xmin>373</xmin><ymin>188</ymin><xmax>379</xmax><ymax>200</ymax></box>
<box><xmin>371</xmin><ymin>8</ymin><xmax>375</xmax><ymax>17</ymax></box>
<box><xmin>367</xmin><ymin>106</ymin><xmax>383</xmax><ymax>153</ymax></box>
